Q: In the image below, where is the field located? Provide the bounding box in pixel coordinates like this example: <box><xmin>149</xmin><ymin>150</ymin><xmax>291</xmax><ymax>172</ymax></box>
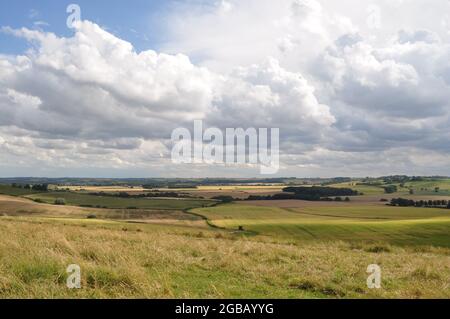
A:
<box><xmin>193</xmin><ymin>204</ymin><xmax>450</xmax><ymax>247</ymax></box>
<box><xmin>328</xmin><ymin>182</ymin><xmax>387</xmax><ymax>195</ymax></box>
<box><xmin>25</xmin><ymin>192</ymin><xmax>214</xmax><ymax>210</ymax></box>
<box><xmin>0</xmin><ymin>180</ymin><xmax>449</xmax><ymax>298</ymax></box>
<box><xmin>56</xmin><ymin>185</ymin><xmax>286</xmax><ymax>200</ymax></box>
<box><xmin>0</xmin><ymin>216</ymin><xmax>448</xmax><ymax>298</ymax></box>
<box><xmin>330</xmin><ymin>178</ymin><xmax>450</xmax><ymax>196</ymax></box>
<box><xmin>0</xmin><ymin>185</ymin><xmax>46</xmax><ymax>196</ymax></box>
<box><xmin>405</xmin><ymin>179</ymin><xmax>450</xmax><ymax>195</ymax></box>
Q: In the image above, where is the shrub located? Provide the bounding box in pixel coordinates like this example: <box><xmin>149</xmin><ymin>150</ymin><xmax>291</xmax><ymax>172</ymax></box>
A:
<box><xmin>365</xmin><ymin>245</ymin><xmax>391</xmax><ymax>253</ymax></box>
<box><xmin>211</xmin><ymin>195</ymin><xmax>234</xmax><ymax>203</ymax></box>
<box><xmin>383</xmin><ymin>185</ymin><xmax>398</xmax><ymax>194</ymax></box>
<box><xmin>54</xmin><ymin>198</ymin><xmax>66</xmax><ymax>205</ymax></box>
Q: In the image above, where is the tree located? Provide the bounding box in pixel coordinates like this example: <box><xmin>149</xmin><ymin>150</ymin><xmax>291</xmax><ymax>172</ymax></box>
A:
<box><xmin>383</xmin><ymin>185</ymin><xmax>398</xmax><ymax>194</ymax></box>
<box><xmin>54</xmin><ymin>198</ymin><xmax>66</xmax><ymax>205</ymax></box>
<box><xmin>212</xmin><ymin>195</ymin><xmax>234</xmax><ymax>203</ymax></box>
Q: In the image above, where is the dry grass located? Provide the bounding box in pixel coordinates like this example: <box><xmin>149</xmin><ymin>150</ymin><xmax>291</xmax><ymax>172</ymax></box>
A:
<box><xmin>0</xmin><ymin>217</ymin><xmax>448</xmax><ymax>299</ymax></box>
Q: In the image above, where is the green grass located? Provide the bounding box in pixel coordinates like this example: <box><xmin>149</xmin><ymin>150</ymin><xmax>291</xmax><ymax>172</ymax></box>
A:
<box><xmin>328</xmin><ymin>182</ymin><xmax>386</xmax><ymax>195</ymax></box>
<box><xmin>405</xmin><ymin>179</ymin><xmax>450</xmax><ymax>195</ymax></box>
<box><xmin>25</xmin><ymin>192</ymin><xmax>215</xmax><ymax>210</ymax></box>
<box><xmin>193</xmin><ymin>204</ymin><xmax>450</xmax><ymax>247</ymax></box>
<box><xmin>0</xmin><ymin>216</ymin><xmax>448</xmax><ymax>298</ymax></box>
<box><xmin>0</xmin><ymin>185</ymin><xmax>45</xmax><ymax>196</ymax></box>
<box><xmin>297</xmin><ymin>206</ymin><xmax>450</xmax><ymax>220</ymax></box>
<box><xmin>330</xmin><ymin>178</ymin><xmax>450</xmax><ymax>196</ymax></box>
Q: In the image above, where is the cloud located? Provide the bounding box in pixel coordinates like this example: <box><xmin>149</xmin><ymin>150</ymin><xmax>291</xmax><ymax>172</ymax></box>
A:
<box><xmin>312</xmin><ymin>28</ymin><xmax>450</xmax><ymax>154</ymax></box>
<box><xmin>1</xmin><ymin>1</ymin><xmax>450</xmax><ymax>177</ymax></box>
<box><xmin>0</xmin><ymin>19</ymin><xmax>335</xmax><ymax>176</ymax></box>
<box><xmin>161</xmin><ymin>0</ymin><xmax>355</xmax><ymax>73</ymax></box>
<box><xmin>208</xmin><ymin>58</ymin><xmax>335</xmax><ymax>140</ymax></box>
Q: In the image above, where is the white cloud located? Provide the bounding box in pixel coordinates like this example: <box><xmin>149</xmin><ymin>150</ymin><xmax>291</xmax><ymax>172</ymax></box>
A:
<box><xmin>0</xmin><ymin>19</ymin><xmax>335</xmax><ymax>176</ymax></box>
<box><xmin>1</xmin><ymin>1</ymin><xmax>450</xmax><ymax>176</ymax></box>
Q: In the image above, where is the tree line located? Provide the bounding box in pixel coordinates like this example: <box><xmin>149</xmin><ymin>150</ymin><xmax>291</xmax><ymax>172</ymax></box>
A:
<box><xmin>389</xmin><ymin>198</ymin><xmax>450</xmax><ymax>208</ymax></box>
<box><xmin>87</xmin><ymin>191</ymin><xmax>196</xmax><ymax>199</ymax></box>
<box><xmin>245</xmin><ymin>187</ymin><xmax>357</xmax><ymax>201</ymax></box>
<box><xmin>11</xmin><ymin>183</ymin><xmax>49</xmax><ymax>191</ymax></box>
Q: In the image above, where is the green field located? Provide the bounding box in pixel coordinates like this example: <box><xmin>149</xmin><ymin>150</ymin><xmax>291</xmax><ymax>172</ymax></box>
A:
<box><xmin>25</xmin><ymin>192</ymin><xmax>214</xmax><ymax>210</ymax></box>
<box><xmin>0</xmin><ymin>185</ymin><xmax>45</xmax><ymax>196</ymax></box>
<box><xmin>328</xmin><ymin>182</ymin><xmax>386</xmax><ymax>195</ymax></box>
<box><xmin>405</xmin><ymin>179</ymin><xmax>450</xmax><ymax>195</ymax></box>
<box><xmin>193</xmin><ymin>204</ymin><xmax>450</xmax><ymax>247</ymax></box>
<box><xmin>331</xmin><ymin>178</ymin><xmax>450</xmax><ymax>196</ymax></box>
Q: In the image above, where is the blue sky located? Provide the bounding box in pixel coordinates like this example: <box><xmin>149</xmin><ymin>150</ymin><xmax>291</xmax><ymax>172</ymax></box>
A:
<box><xmin>0</xmin><ymin>0</ymin><xmax>180</xmax><ymax>54</ymax></box>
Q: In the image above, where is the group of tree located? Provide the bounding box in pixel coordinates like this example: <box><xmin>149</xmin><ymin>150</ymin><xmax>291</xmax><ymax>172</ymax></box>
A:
<box><xmin>382</xmin><ymin>185</ymin><xmax>398</xmax><ymax>194</ymax></box>
<box><xmin>245</xmin><ymin>187</ymin><xmax>356</xmax><ymax>202</ymax></box>
<box><xmin>88</xmin><ymin>191</ymin><xmax>195</xmax><ymax>199</ymax></box>
<box><xmin>246</xmin><ymin>194</ymin><xmax>351</xmax><ymax>202</ymax></box>
<box><xmin>211</xmin><ymin>195</ymin><xmax>234</xmax><ymax>203</ymax></box>
<box><xmin>11</xmin><ymin>183</ymin><xmax>49</xmax><ymax>191</ymax></box>
<box><xmin>390</xmin><ymin>198</ymin><xmax>450</xmax><ymax>208</ymax></box>
<box><xmin>283</xmin><ymin>186</ymin><xmax>357</xmax><ymax>196</ymax></box>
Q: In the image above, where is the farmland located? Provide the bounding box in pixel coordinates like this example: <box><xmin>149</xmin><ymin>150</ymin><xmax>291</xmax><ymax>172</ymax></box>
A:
<box><xmin>25</xmin><ymin>192</ymin><xmax>214</xmax><ymax>210</ymax></box>
<box><xmin>193</xmin><ymin>204</ymin><xmax>450</xmax><ymax>247</ymax></box>
<box><xmin>0</xmin><ymin>177</ymin><xmax>449</xmax><ymax>298</ymax></box>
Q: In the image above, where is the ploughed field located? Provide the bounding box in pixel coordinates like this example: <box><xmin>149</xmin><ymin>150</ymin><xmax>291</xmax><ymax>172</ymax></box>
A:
<box><xmin>0</xmin><ymin>183</ymin><xmax>449</xmax><ymax>298</ymax></box>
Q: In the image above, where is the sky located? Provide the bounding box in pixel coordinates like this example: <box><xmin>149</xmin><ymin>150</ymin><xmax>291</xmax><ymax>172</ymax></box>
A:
<box><xmin>1</xmin><ymin>0</ymin><xmax>450</xmax><ymax>178</ymax></box>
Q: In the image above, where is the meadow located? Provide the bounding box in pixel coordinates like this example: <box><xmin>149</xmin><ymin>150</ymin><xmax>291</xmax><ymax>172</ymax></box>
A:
<box><xmin>0</xmin><ymin>179</ymin><xmax>449</xmax><ymax>298</ymax></box>
<box><xmin>0</xmin><ymin>216</ymin><xmax>448</xmax><ymax>298</ymax></box>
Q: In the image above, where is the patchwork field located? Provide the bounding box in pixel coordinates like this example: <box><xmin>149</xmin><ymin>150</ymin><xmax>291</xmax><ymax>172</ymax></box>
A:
<box><xmin>0</xmin><ymin>179</ymin><xmax>449</xmax><ymax>298</ymax></box>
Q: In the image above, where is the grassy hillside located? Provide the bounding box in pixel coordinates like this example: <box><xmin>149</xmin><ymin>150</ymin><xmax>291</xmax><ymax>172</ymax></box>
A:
<box><xmin>0</xmin><ymin>217</ymin><xmax>448</xmax><ymax>298</ymax></box>
<box><xmin>0</xmin><ymin>181</ymin><xmax>449</xmax><ymax>299</ymax></box>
